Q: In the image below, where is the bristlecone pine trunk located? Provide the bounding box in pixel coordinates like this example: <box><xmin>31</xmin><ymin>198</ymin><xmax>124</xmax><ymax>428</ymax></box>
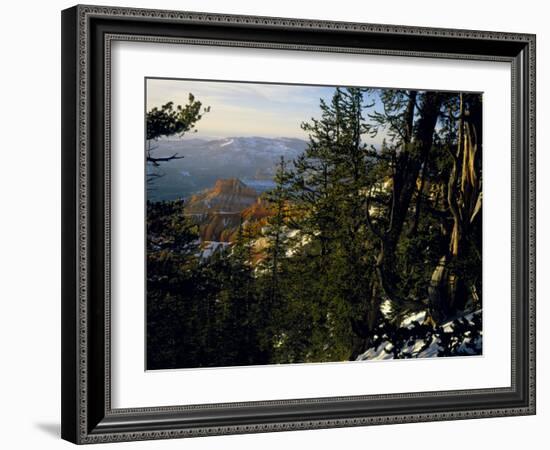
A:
<box><xmin>355</xmin><ymin>91</ymin><xmax>445</xmax><ymax>350</ymax></box>
<box><xmin>429</xmin><ymin>93</ymin><xmax>482</xmax><ymax>322</ymax></box>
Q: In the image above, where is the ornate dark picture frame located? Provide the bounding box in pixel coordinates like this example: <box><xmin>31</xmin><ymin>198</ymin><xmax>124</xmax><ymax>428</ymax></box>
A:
<box><xmin>61</xmin><ymin>4</ymin><xmax>536</xmax><ymax>444</ymax></box>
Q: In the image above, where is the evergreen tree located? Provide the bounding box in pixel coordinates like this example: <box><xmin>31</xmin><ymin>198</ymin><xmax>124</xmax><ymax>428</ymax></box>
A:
<box><xmin>266</xmin><ymin>88</ymin><xmax>379</xmax><ymax>361</ymax></box>
<box><xmin>146</xmin><ymin>95</ymin><xmax>210</xmax><ymax>183</ymax></box>
<box><xmin>146</xmin><ymin>87</ymin><xmax>483</xmax><ymax>369</ymax></box>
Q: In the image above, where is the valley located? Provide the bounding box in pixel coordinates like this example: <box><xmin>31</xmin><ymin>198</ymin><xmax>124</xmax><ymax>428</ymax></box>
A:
<box><xmin>146</xmin><ymin>136</ymin><xmax>306</xmax><ymax>201</ymax></box>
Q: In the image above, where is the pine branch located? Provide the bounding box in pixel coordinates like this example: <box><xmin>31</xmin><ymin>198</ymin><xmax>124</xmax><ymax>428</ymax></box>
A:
<box><xmin>147</xmin><ymin>153</ymin><xmax>185</xmax><ymax>167</ymax></box>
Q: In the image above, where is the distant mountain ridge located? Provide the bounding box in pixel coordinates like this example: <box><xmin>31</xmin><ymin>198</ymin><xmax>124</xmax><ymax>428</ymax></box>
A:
<box><xmin>147</xmin><ymin>136</ymin><xmax>307</xmax><ymax>201</ymax></box>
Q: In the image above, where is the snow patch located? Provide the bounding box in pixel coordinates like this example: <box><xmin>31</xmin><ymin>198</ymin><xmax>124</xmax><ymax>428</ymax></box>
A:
<box><xmin>355</xmin><ymin>310</ymin><xmax>482</xmax><ymax>361</ymax></box>
<box><xmin>400</xmin><ymin>311</ymin><xmax>427</xmax><ymax>329</ymax></box>
<box><xmin>197</xmin><ymin>241</ymin><xmax>230</xmax><ymax>260</ymax></box>
<box><xmin>220</xmin><ymin>139</ymin><xmax>234</xmax><ymax>147</ymax></box>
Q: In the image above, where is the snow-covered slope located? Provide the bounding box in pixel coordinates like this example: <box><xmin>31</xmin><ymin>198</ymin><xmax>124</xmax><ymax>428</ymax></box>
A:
<box><xmin>355</xmin><ymin>310</ymin><xmax>482</xmax><ymax>361</ymax></box>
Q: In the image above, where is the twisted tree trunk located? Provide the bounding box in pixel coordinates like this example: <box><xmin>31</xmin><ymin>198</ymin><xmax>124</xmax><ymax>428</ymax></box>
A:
<box><xmin>356</xmin><ymin>91</ymin><xmax>443</xmax><ymax>352</ymax></box>
<box><xmin>374</xmin><ymin>92</ymin><xmax>443</xmax><ymax>307</ymax></box>
<box><xmin>428</xmin><ymin>93</ymin><xmax>482</xmax><ymax>322</ymax></box>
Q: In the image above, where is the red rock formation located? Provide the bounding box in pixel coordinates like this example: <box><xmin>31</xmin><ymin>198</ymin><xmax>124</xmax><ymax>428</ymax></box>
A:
<box><xmin>184</xmin><ymin>178</ymin><xmax>265</xmax><ymax>242</ymax></box>
<box><xmin>241</xmin><ymin>197</ymin><xmax>274</xmax><ymax>222</ymax></box>
<box><xmin>185</xmin><ymin>178</ymin><xmax>258</xmax><ymax>214</ymax></box>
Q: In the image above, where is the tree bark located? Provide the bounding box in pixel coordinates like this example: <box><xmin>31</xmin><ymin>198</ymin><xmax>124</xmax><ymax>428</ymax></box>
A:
<box><xmin>428</xmin><ymin>93</ymin><xmax>482</xmax><ymax>321</ymax></box>
<box><xmin>374</xmin><ymin>91</ymin><xmax>443</xmax><ymax>308</ymax></box>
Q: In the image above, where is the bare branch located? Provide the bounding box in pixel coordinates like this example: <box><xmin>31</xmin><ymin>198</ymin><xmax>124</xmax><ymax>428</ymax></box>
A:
<box><xmin>147</xmin><ymin>153</ymin><xmax>185</xmax><ymax>167</ymax></box>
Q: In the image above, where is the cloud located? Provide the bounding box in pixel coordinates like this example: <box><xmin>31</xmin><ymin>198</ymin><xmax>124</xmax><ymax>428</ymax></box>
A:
<box><xmin>146</xmin><ymin>78</ymin><xmax>387</xmax><ymax>143</ymax></box>
<box><xmin>146</xmin><ymin>78</ymin><xmax>333</xmax><ymax>139</ymax></box>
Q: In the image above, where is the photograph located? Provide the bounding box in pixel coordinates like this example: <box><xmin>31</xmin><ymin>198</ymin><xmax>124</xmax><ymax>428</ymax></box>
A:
<box><xmin>145</xmin><ymin>78</ymin><xmax>483</xmax><ymax>370</ymax></box>
<box><xmin>55</xmin><ymin>2</ymin><xmax>537</xmax><ymax>445</ymax></box>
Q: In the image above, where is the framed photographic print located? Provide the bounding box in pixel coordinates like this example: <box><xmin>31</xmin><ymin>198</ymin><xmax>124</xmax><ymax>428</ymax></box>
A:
<box><xmin>61</xmin><ymin>4</ymin><xmax>536</xmax><ymax>444</ymax></box>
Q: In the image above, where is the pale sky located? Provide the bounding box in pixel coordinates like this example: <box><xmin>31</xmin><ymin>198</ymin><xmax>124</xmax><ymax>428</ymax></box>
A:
<box><xmin>146</xmin><ymin>78</ymin><xmax>383</xmax><ymax>141</ymax></box>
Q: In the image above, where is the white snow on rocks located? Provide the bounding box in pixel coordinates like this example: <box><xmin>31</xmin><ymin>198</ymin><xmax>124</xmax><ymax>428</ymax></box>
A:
<box><xmin>355</xmin><ymin>310</ymin><xmax>482</xmax><ymax>361</ymax></box>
